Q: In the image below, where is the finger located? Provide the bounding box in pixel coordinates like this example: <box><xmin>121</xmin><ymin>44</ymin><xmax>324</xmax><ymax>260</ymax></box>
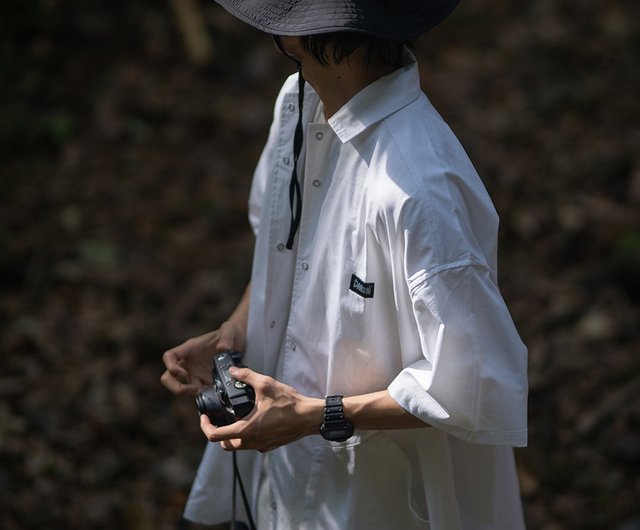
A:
<box><xmin>200</xmin><ymin>413</ymin><xmax>217</xmax><ymax>440</ymax></box>
<box><xmin>160</xmin><ymin>370</ymin><xmax>198</xmax><ymax>395</ymax></box>
<box><xmin>228</xmin><ymin>366</ymin><xmax>273</xmax><ymax>401</ymax></box>
<box><xmin>162</xmin><ymin>349</ymin><xmax>189</xmax><ymax>381</ymax></box>
<box><xmin>228</xmin><ymin>366</ymin><xmax>261</xmax><ymax>387</ymax></box>
<box><xmin>220</xmin><ymin>439</ymin><xmax>242</xmax><ymax>451</ymax></box>
<box><xmin>200</xmin><ymin>414</ymin><xmax>246</xmax><ymax>442</ymax></box>
<box><xmin>200</xmin><ymin>414</ymin><xmax>231</xmax><ymax>441</ymax></box>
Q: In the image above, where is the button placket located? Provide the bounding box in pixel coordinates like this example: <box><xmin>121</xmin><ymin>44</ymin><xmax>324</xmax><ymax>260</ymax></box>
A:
<box><xmin>265</xmin><ymin>93</ymin><xmax>304</xmax><ymax>376</ymax></box>
<box><xmin>281</xmin><ymin>121</ymin><xmax>329</xmax><ymax>381</ymax></box>
<box><xmin>294</xmin><ymin>124</ymin><xmax>330</xmax><ymax>279</ymax></box>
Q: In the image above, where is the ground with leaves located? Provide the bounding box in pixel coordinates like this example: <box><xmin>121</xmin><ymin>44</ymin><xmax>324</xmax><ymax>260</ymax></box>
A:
<box><xmin>1</xmin><ymin>1</ymin><xmax>639</xmax><ymax>529</ymax></box>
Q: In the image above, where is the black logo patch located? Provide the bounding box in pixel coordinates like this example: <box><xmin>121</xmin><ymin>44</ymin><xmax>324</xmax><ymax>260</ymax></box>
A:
<box><xmin>349</xmin><ymin>274</ymin><xmax>375</xmax><ymax>299</ymax></box>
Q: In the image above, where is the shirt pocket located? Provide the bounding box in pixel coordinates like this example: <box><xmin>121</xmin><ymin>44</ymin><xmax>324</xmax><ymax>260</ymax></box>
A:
<box><xmin>338</xmin><ymin>258</ymin><xmax>375</xmax><ymax>326</ymax></box>
<box><xmin>340</xmin><ymin>275</ymin><xmax>366</xmax><ymax>322</ymax></box>
<box><xmin>305</xmin><ymin>431</ymin><xmax>430</xmax><ymax>529</ymax></box>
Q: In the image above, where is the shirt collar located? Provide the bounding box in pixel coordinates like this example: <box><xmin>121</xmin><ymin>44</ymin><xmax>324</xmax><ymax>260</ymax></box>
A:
<box><xmin>327</xmin><ymin>50</ymin><xmax>422</xmax><ymax>144</ymax></box>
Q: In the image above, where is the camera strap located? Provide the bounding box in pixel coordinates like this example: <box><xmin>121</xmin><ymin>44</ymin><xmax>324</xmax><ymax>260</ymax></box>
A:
<box><xmin>231</xmin><ymin>452</ymin><xmax>256</xmax><ymax>530</ymax></box>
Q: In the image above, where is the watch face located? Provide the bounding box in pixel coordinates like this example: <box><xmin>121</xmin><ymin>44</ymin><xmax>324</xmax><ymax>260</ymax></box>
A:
<box><xmin>320</xmin><ymin>421</ymin><xmax>354</xmax><ymax>442</ymax></box>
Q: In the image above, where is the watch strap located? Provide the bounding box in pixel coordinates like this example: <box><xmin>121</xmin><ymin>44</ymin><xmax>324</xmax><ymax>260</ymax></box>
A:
<box><xmin>320</xmin><ymin>394</ymin><xmax>354</xmax><ymax>442</ymax></box>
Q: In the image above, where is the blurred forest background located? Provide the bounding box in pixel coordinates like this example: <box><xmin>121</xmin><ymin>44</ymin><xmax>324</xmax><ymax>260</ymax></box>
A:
<box><xmin>1</xmin><ymin>0</ymin><xmax>639</xmax><ymax>529</ymax></box>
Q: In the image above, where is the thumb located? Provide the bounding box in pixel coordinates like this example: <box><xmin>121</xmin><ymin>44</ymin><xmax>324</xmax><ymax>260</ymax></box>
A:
<box><xmin>228</xmin><ymin>366</ymin><xmax>256</xmax><ymax>385</ymax></box>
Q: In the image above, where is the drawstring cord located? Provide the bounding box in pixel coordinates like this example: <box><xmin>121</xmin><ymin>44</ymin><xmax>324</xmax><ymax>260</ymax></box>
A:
<box><xmin>273</xmin><ymin>36</ymin><xmax>305</xmax><ymax>249</ymax></box>
<box><xmin>286</xmin><ymin>65</ymin><xmax>305</xmax><ymax>249</ymax></box>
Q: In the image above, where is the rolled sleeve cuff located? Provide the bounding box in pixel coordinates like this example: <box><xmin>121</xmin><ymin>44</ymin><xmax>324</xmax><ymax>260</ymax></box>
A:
<box><xmin>388</xmin><ymin>365</ymin><xmax>528</xmax><ymax>447</ymax></box>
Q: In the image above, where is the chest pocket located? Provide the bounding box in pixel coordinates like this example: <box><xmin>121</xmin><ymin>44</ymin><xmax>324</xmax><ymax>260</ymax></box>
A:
<box><xmin>337</xmin><ymin>264</ymin><xmax>369</xmax><ymax>329</ymax></box>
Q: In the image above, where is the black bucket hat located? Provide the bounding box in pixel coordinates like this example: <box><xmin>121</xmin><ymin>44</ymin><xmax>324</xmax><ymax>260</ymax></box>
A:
<box><xmin>212</xmin><ymin>0</ymin><xmax>461</xmax><ymax>40</ymax></box>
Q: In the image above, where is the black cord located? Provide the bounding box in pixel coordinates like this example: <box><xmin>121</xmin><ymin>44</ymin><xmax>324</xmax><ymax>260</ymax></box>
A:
<box><xmin>272</xmin><ymin>35</ymin><xmax>306</xmax><ymax>250</ymax></box>
<box><xmin>231</xmin><ymin>452</ymin><xmax>237</xmax><ymax>526</ymax></box>
<box><xmin>232</xmin><ymin>452</ymin><xmax>256</xmax><ymax>530</ymax></box>
<box><xmin>285</xmin><ymin>65</ymin><xmax>306</xmax><ymax>249</ymax></box>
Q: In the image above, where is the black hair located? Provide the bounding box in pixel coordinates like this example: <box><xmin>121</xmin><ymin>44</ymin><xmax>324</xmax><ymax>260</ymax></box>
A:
<box><xmin>300</xmin><ymin>32</ymin><xmax>413</xmax><ymax>68</ymax></box>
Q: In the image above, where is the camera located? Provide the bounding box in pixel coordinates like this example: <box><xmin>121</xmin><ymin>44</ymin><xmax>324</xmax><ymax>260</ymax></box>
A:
<box><xmin>195</xmin><ymin>350</ymin><xmax>255</xmax><ymax>426</ymax></box>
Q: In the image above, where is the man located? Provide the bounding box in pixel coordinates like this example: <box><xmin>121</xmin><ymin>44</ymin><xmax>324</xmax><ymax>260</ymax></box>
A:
<box><xmin>161</xmin><ymin>1</ymin><xmax>528</xmax><ymax>528</ymax></box>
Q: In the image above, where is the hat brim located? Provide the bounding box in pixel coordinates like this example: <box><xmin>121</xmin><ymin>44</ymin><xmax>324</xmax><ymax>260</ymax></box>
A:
<box><xmin>213</xmin><ymin>0</ymin><xmax>461</xmax><ymax>40</ymax></box>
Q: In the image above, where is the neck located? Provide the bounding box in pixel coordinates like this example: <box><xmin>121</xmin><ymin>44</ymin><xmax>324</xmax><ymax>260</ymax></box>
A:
<box><xmin>301</xmin><ymin>52</ymin><xmax>399</xmax><ymax>119</ymax></box>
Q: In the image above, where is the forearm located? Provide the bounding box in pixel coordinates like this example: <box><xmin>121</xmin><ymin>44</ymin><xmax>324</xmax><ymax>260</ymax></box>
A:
<box><xmin>225</xmin><ymin>283</ymin><xmax>251</xmax><ymax>336</ymax></box>
<box><xmin>201</xmin><ymin>369</ymin><xmax>430</xmax><ymax>451</ymax></box>
<box><xmin>300</xmin><ymin>389</ymin><xmax>430</xmax><ymax>436</ymax></box>
<box><xmin>344</xmin><ymin>390</ymin><xmax>430</xmax><ymax>430</ymax></box>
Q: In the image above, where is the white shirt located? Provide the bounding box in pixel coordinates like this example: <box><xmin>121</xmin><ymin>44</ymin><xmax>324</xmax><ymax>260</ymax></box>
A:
<box><xmin>185</xmin><ymin>53</ymin><xmax>528</xmax><ymax>529</ymax></box>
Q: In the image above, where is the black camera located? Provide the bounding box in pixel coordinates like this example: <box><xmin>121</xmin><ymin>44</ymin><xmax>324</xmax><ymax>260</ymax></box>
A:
<box><xmin>195</xmin><ymin>350</ymin><xmax>255</xmax><ymax>426</ymax></box>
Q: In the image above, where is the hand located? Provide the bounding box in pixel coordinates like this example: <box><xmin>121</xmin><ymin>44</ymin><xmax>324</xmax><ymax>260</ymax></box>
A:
<box><xmin>199</xmin><ymin>367</ymin><xmax>324</xmax><ymax>453</ymax></box>
<box><xmin>160</xmin><ymin>321</ymin><xmax>246</xmax><ymax>396</ymax></box>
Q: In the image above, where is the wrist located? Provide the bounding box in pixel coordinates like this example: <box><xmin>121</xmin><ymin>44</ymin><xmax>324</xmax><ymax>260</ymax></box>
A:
<box><xmin>223</xmin><ymin>318</ymin><xmax>246</xmax><ymax>335</ymax></box>
<box><xmin>297</xmin><ymin>396</ymin><xmax>325</xmax><ymax>437</ymax></box>
<box><xmin>225</xmin><ymin>284</ymin><xmax>250</xmax><ymax>335</ymax></box>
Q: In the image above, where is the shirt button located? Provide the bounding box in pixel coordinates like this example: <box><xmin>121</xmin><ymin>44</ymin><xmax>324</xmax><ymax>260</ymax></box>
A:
<box><xmin>270</xmin><ymin>321</ymin><xmax>276</xmax><ymax>329</ymax></box>
<box><xmin>283</xmin><ymin>156</ymin><xmax>290</xmax><ymax>165</ymax></box>
<box><xmin>271</xmin><ymin>501</ymin><xmax>278</xmax><ymax>510</ymax></box>
<box><xmin>277</xmin><ymin>243</ymin><xmax>285</xmax><ymax>251</ymax></box>
<box><xmin>288</xmin><ymin>103</ymin><xmax>295</xmax><ymax>112</ymax></box>
<box><xmin>315</xmin><ymin>132</ymin><xmax>324</xmax><ymax>140</ymax></box>
<box><xmin>312</xmin><ymin>179</ymin><xmax>321</xmax><ymax>187</ymax></box>
<box><xmin>301</xmin><ymin>262</ymin><xmax>309</xmax><ymax>271</ymax></box>
<box><xmin>290</xmin><ymin>342</ymin><xmax>297</xmax><ymax>351</ymax></box>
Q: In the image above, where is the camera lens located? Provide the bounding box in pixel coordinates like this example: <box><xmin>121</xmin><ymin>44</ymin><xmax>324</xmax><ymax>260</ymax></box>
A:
<box><xmin>195</xmin><ymin>386</ymin><xmax>235</xmax><ymax>426</ymax></box>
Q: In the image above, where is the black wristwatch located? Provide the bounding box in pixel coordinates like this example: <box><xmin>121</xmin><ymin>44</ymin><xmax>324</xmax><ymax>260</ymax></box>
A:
<box><xmin>319</xmin><ymin>395</ymin><xmax>354</xmax><ymax>442</ymax></box>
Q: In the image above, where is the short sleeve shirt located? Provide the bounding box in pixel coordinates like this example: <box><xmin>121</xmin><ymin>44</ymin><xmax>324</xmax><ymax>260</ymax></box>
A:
<box><xmin>185</xmin><ymin>52</ymin><xmax>528</xmax><ymax>530</ymax></box>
